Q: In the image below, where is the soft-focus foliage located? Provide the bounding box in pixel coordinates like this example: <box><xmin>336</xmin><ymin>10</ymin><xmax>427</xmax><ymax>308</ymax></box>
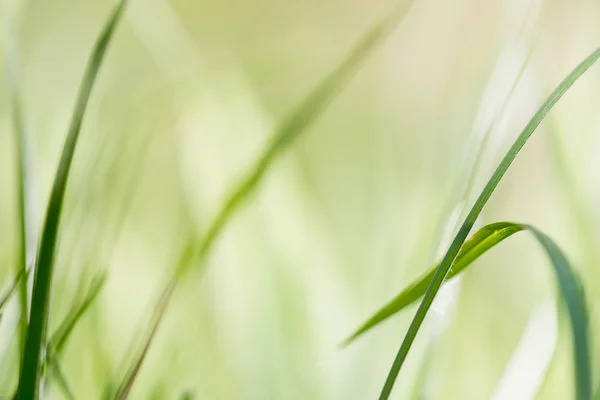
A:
<box><xmin>2</xmin><ymin>0</ymin><xmax>600</xmax><ymax>399</ymax></box>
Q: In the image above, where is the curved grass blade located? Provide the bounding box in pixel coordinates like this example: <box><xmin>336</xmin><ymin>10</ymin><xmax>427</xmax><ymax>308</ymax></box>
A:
<box><xmin>344</xmin><ymin>222</ymin><xmax>524</xmax><ymax>345</ymax></box>
<box><xmin>370</xmin><ymin>223</ymin><xmax>589</xmax><ymax>399</ymax></box>
<box><xmin>15</xmin><ymin>2</ymin><xmax>129</xmax><ymax>398</ymax></box>
<box><xmin>377</xmin><ymin>47</ymin><xmax>600</xmax><ymax>400</ymax></box>
<box><xmin>110</xmin><ymin>4</ymin><xmax>416</xmax><ymax>397</ymax></box>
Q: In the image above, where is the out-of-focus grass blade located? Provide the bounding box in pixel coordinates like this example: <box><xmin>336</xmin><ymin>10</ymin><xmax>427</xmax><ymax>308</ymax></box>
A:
<box><xmin>47</xmin><ymin>358</ymin><xmax>76</xmax><ymax>400</ymax></box>
<box><xmin>111</xmin><ymin>280</ymin><xmax>176</xmax><ymax>400</ymax></box>
<box><xmin>376</xmin><ymin>47</ymin><xmax>600</xmax><ymax>400</ymax></box>
<box><xmin>344</xmin><ymin>222</ymin><xmax>524</xmax><ymax>345</ymax></box>
<box><xmin>110</xmin><ymin>4</ymin><xmax>415</xmax><ymax>397</ymax></box>
<box><xmin>176</xmin><ymin>1</ymin><xmax>414</xmax><ymax>278</ymax></box>
<box><xmin>42</xmin><ymin>273</ymin><xmax>105</xmax><ymax>400</ymax></box>
<box><xmin>0</xmin><ymin>268</ymin><xmax>30</xmax><ymax>313</ymax></box>
<box><xmin>4</xmin><ymin>8</ymin><xmax>39</xmax><ymax>368</ymax></box>
<box><xmin>14</xmin><ymin>1</ymin><xmax>129</xmax><ymax>398</ymax></box>
<box><xmin>47</xmin><ymin>272</ymin><xmax>106</xmax><ymax>356</ymax></box>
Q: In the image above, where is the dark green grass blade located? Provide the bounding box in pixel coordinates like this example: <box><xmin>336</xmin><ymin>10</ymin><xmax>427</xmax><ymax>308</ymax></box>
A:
<box><xmin>344</xmin><ymin>222</ymin><xmax>524</xmax><ymax>344</ymax></box>
<box><xmin>524</xmin><ymin>226</ymin><xmax>590</xmax><ymax>400</ymax></box>
<box><xmin>176</xmin><ymin>2</ymin><xmax>414</xmax><ymax>278</ymax></box>
<box><xmin>15</xmin><ymin>2</ymin><xmax>129</xmax><ymax>398</ymax></box>
<box><xmin>377</xmin><ymin>47</ymin><xmax>600</xmax><ymax>400</ymax></box>
<box><xmin>111</xmin><ymin>280</ymin><xmax>176</xmax><ymax>400</ymax></box>
<box><xmin>5</xmin><ymin>13</ymin><xmax>38</xmax><ymax>368</ymax></box>
<box><xmin>109</xmin><ymin>5</ymin><xmax>414</xmax><ymax>397</ymax></box>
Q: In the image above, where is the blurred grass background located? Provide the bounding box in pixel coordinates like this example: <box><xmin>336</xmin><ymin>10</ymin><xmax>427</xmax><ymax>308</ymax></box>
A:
<box><xmin>2</xmin><ymin>0</ymin><xmax>600</xmax><ymax>398</ymax></box>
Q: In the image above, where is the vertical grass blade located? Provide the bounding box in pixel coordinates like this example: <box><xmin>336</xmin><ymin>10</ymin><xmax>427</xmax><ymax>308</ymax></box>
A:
<box><xmin>4</xmin><ymin>9</ymin><xmax>39</xmax><ymax>369</ymax></box>
<box><xmin>15</xmin><ymin>2</ymin><xmax>129</xmax><ymax>398</ymax></box>
<box><xmin>377</xmin><ymin>47</ymin><xmax>600</xmax><ymax>400</ymax></box>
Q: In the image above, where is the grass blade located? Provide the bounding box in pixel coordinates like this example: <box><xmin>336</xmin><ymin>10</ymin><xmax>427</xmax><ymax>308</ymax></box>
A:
<box><xmin>350</xmin><ymin>223</ymin><xmax>591</xmax><ymax>398</ymax></box>
<box><xmin>42</xmin><ymin>273</ymin><xmax>106</xmax><ymax>400</ymax></box>
<box><xmin>111</xmin><ymin>280</ymin><xmax>176</xmax><ymax>400</ymax></box>
<box><xmin>176</xmin><ymin>1</ymin><xmax>414</xmax><ymax>278</ymax></box>
<box><xmin>377</xmin><ymin>47</ymin><xmax>600</xmax><ymax>400</ymax></box>
<box><xmin>15</xmin><ymin>2</ymin><xmax>129</xmax><ymax>398</ymax></box>
<box><xmin>344</xmin><ymin>222</ymin><xmax>524</xmax><ymax>344</ymax></box>
<box><xmin>4</xmin><ymin>9</ymin><xmax>39</xmax><ymax>369</ymax></box>
<box><xmin>111</xmin><ymin>4</ymin><xmax>415</xmax><ymax>396</ymax></box>
<box><xmin>47</xmin><ymin>272</ymin><xmax>106</xmax><ymax>357</ymax></box>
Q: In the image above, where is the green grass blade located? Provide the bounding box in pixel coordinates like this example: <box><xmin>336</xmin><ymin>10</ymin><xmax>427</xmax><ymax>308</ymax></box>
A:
<box><xmin>48</xmin><ymin>358</ymin><xmax>76</xmax><ymax>400</ymax></box>
<box><xmin>367</xmin><ymin>223</ymin><xmax>589</xmax><ymax>399</ymax></box>
<box><xmin>344</xmin><ymin>222</ymin><xmax>524</xmax><ymax>345</ymax></box>
<box><xmin>14</xmin><ymin>2</ymin><xmax>129</xmax><ymax>398</ymax></box>
<box><xmin>176</xmin><ymin>2</ymin><xmax>414</xmax><ymax>278</ymax></box>
<box><xmin>0</xmin><ymin>268</ymin><xmax>31</xmax><ymax>313</ymax></box>
<box><xmin>48</xmin><ymin>272</ymin><xmax>106</xmax><ymax>356</ymax></box>
<box><xmin>377</xmin><ymin>47</ymin><xmax>600</xmax><ymax>400</ymax></box>
<box><xmin>4</xmin><ymin>10</ymin><xmax>39</xmax><ymax>369</ymax></box>
<box><xmin>111</xmin><ymin>280</ymin><xmax>176</xmax><ymax>400</ymax></box>
<box><xmin>524</xmin><ymin>226</ymin><xmax>590</xmax><ymax>400</ymax></box>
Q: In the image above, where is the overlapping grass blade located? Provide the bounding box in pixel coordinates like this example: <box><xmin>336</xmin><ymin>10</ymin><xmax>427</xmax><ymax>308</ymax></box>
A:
<box><xmin>344</xmin><ymin>222</ymin><xmax>524</xmax><ymax>344</ymax></box>
<box><xmin>348</xmin><ymin>222</ymin><xmax>590</xmax><ymax>398</ymax></box>
<box><xmin>377</xmin><ymin>47</ymin><xmax>600</xmax><ymax>400</ymax></box>
<box><xmin>110</xmin><ymin>4</ymin><xmax>415</xmax><ymax>397</ymax></box>
<box><xmin>41</xmin><ymin>272</ymin><xmax>106</xmax><ymax>399</ymax></box>
<box><xmin>14</xmin><ymin>1</ymin><xmax>129</xmax><ymax>398</ymax></box>
<box><xmin>47</xmin><ymin>272</ymin><xmax>106</xmax><ymax>357</ymax></box>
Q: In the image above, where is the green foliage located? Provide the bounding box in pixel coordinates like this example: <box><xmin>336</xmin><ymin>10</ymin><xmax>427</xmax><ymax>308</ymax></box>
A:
<box><xmin>376</xmin><ymin>47</ymin><xmax>600</xmax><ymax>400</ymax></box>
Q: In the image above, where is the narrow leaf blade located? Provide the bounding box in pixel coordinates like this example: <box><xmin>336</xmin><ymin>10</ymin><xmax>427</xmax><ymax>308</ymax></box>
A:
<box><xmin>344</xmin><ymin>222</ymin><xmax>524</xmax><ymax>344</ymax></box>
<box><xmin>15</xmin><ymin>2</ymin><xmax>129</xmax><ymax>398</ymax></box>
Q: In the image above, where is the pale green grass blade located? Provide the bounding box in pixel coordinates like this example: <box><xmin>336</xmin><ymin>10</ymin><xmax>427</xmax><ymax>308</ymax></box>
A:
<box><xmin>110</xmin><ymin>5</ymin><xmax>415</xmax><ymax>397</ymax></box>
<box><xmin>344</xmin><ymin>222</ymin><xmax>524</xmax><ymax>345</ymax></box>
<box><xmin>377</xmin><ymin>47</ymin><xmax>600</xmax><ymax>400</ymax></box>
<box><xmin>4</xmin><ymin>10</ymin><xmax>39</xmax><ymax>368</ymax></box>
<box><xmin>44</xmin><ymin>271</ymin><xmax>105</xmax><ymax>400</ymax></box>
<box><xmin>111</xmin><ymin>280</ymin><xmax>176</xmax><ymax>400</ymax></box>
<box><xmin>0</xmin><ymin>269</ymin><xmax>30</xmax><ymax>313</ymax></box>
<box><xmin>15</xmin><ymin>1</ymin><xmax>129</xmax><ymax>398</ymax></box>
<box><xmin>176</xmin><ymin>1</ymin><xmax>414</xmax><ymax>278</ymax></box>
<box><xmin>48</xmin><ymin>358</ymin><xmax>76</xmax><ymax>400</ymax></box>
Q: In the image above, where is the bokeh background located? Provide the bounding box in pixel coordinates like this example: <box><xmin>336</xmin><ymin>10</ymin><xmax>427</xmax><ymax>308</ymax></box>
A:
<box><xmin>2</xmin><ymin>0</ymin><xmax>600</xmax><ymax>398</ymax></box>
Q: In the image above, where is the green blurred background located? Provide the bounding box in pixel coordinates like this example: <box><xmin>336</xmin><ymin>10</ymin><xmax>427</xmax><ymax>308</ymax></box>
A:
<box><xmin>2</xmin><ymin>0</ymin><xmax>600</xmax><ymax>398</ymax></box>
